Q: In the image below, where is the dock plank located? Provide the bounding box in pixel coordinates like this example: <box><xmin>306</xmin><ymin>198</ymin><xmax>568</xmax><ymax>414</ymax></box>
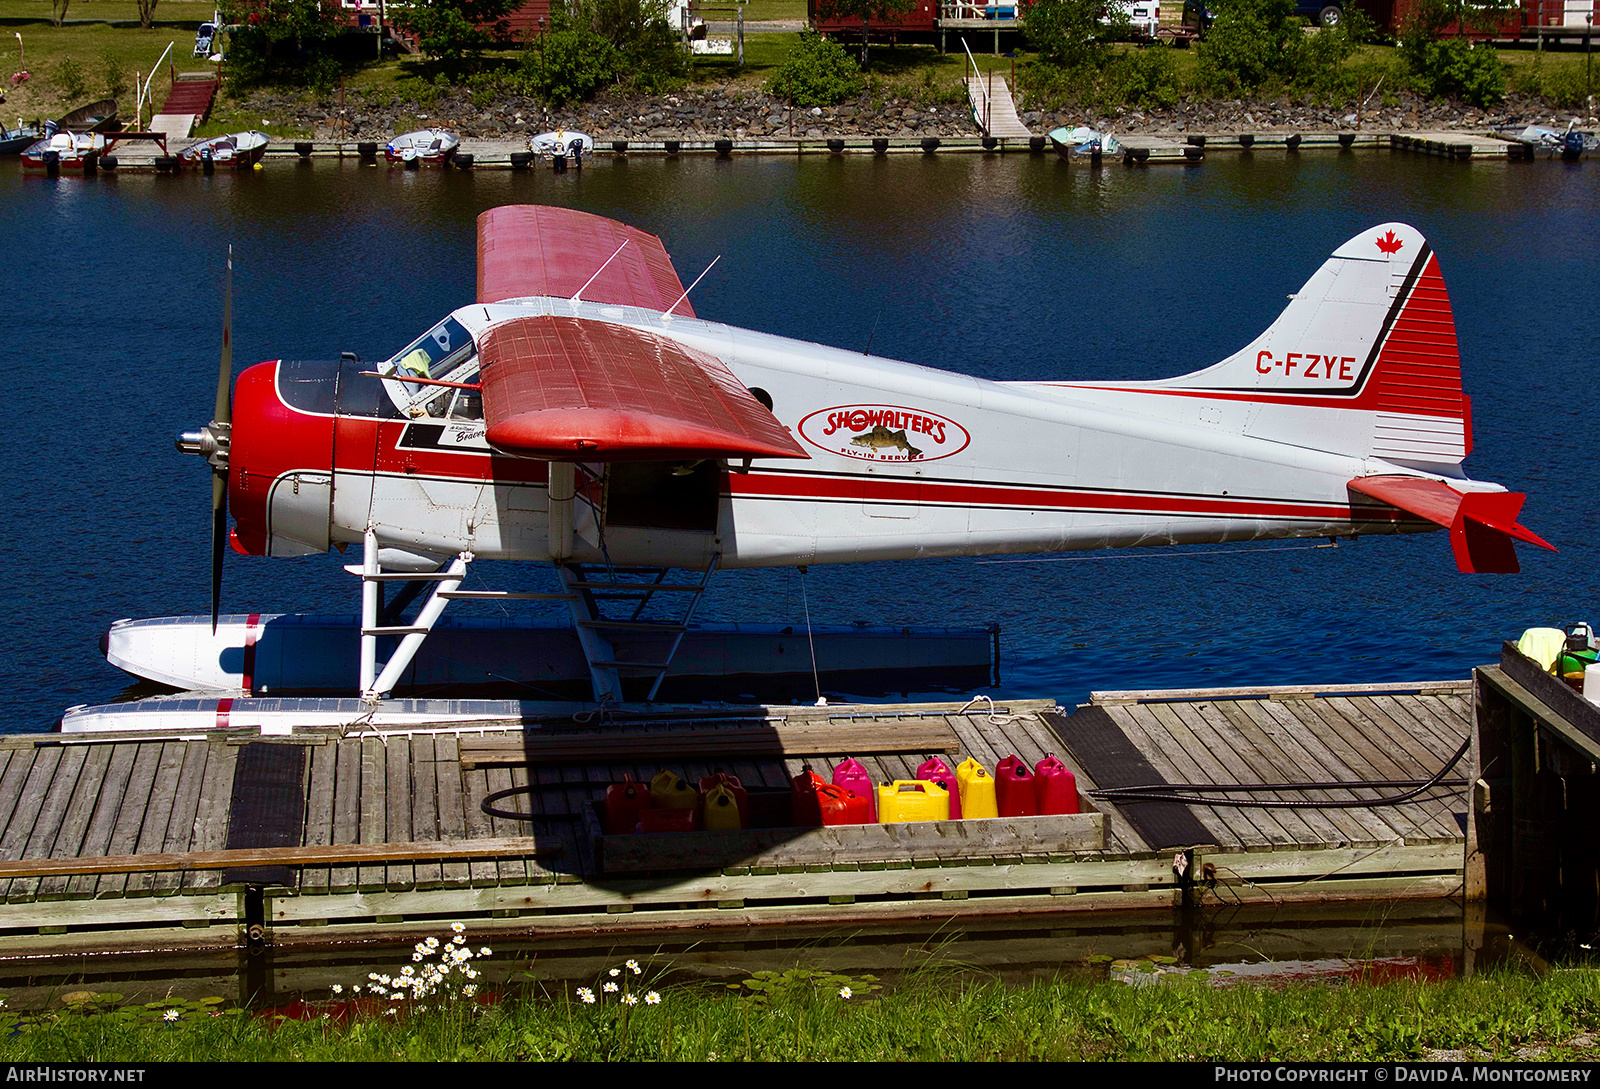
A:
<box><xmin>1139</xmin><ymin>702</ymin><xmax>1281</xmax><ymax>847</ymax></box>
<box><xmin>1107</xmin><ymin>704</ymin><xmax>1252</xmax><ymax>848</ymax></box>
<box><xmin>459</xmin><ymin>764</ymin><xmax>500</xmax><ymax>886</ymax></box>
<box><xmin>5</xmin><ymin>745</ymin><xmax>85</xmax><ymax>902</ymax></box>
<box><xmin>411</xmin><ymin>736</ymin><xmax>442</xmax><ymax>889</ymax></box>
<box><xmin>38</xmin><ymin>743</ymin><xmax>113</xmax><ymax>900</ymax></box>
<box><xmin>358</xmin><ymin>739</ymin><xmax>387</xmax><ymax>891</ymax></box>
<box><xmin>434</xmin><ymin>736</ymin><xmax>470</xmax><ymax>888</ymax></box>
<box><xmin>184</xmin><ymin>743</ymin><xmax>237</xmax><ymax>891</ymax></box>
<box><xmin>68</xmin><ymin>744</ymin><xmax>138</xmax><ymax>898</ymax></box>
<box><xmin>125</xmin><ymin>742</ymin><xmax>189</xmax><ymax>894</ymax></box>
<box><xmin>151</xmin><ymin>741</ymin><xmax>210</xmax><ymax>894</ymax></box>
<box><xmin>96</xmin><ymin>743</ymin><xmax>166</xmax><ymax>897</ymax></box>
<box><xmin>386</xmin><ymin>739</ymin><xmax>414</xmax><ymax>890</ymax></box>
<box><xmin>300</xmin><ymin>739</ymin><xmax>337</xmax><ymax>893</ymax></box>
<box><xmin>1247</xmin><ymin>698</ymin><xmax>1418</xmax><ymax>845</ymax></box>
<box><xmin>329</xmin><ymin>739</ymin><xmax>362</xmax><ymax>893</ymax></box>
<box><xmin>1276</xmin><ymin>699</ymin><xmax>1452</xmax><ymax>842</ymax></box>
<box><xmin>1186</xmin><ymin>701</ymin><xmax>1341</xmax><ymax>848</ymax></box>
<box><xmin>1220</xmin><ymin>700</ymin><xmax>1393</xmax><ymax>847</ymax></box>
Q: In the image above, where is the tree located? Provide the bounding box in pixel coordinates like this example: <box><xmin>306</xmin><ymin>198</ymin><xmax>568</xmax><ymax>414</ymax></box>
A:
<box><xmin>1195</xmin><ymin>0</ymin><xmax>1307</xmax><ymax>92</ymax></box>
<box><xmin>219</xmin><ymin>0</ymin><xmax>343</xmax><ymax>87</ymax></box>
<box><xmin>814</xmin><ymin>0</ymin><xmax>914</xmax><ymax>67</ymax></box>
<box><xmin>1396</xmin><ymin>0</ymin><xmax>1510</xmax><ymax>105</ymax></box>
<box><xmin>138</xmin><ymin>0</ymin><xmax>159</xmax><ymax>29</ymax></box>
<box><xmin>1022</xmin><ymin>0</ymin><xmax>1117</xmax><ymax>70</ymax></box>
<box><xmin>50</xmin><ymin>0</ymin><xmax>69</xmax><ymax>28</ymax></box>
<box><xmin>393</xmin><ymin>0</ymin><xmax>516</xmax><ymax>73</ymax></box>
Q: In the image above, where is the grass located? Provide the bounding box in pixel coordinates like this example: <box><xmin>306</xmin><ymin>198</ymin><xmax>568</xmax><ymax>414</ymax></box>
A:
<box><xmin>2</xmin><ymin>15</ymin><xmax>217</xmax><ymax>124</ymax></box>
<box><xmin>6</xmin><ymin>961</ymin><xmax>1600</xmax><ymax>1062</ymax></box>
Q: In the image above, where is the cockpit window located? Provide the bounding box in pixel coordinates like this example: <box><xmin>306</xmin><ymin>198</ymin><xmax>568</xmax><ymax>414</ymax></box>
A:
<box><xmin>391</xmin><ymin>316</ymin><xmax>475</xmax><ymax>382</ymax></box>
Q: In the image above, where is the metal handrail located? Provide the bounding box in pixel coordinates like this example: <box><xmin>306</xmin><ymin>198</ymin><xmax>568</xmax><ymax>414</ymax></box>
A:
<box><xmin>961</xmin><ymin>37</ymin><xmax>991</xmax><ymax>136</ymax></box>
<box><xmin>135</xmin><ymin>40</ymin><xmax>175</xmax><ymax>130</ymax></box>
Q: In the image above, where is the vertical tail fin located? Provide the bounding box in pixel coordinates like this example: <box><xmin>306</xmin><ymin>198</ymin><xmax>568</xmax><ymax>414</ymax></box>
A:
<box><xmin>1154</xmin><ymin>223</ymin><xmax>1471</xmax><ymax>468</ymax></box>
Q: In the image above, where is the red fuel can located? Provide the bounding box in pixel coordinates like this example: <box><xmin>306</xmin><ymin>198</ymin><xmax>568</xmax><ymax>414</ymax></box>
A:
<box><xmin>995</xmin><ymin>755</ymin><xmax>1039</xmax><ymax>817</ymax></box>
<box><xmin>1034</xmin><ymin>755</ymin><xmax>1079</xmax><ymax>815</ymax></box>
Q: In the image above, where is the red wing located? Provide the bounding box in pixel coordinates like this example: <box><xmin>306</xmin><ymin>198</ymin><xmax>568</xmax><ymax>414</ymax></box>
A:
<box><xmin>476</xmin><ymin>205</ymin><xmax>694</xmax><ymax>315</ymax></box>
<box><xmin>1349</xmin><ymin>475</ymin><xmax>1555</xmax><ymax>574</ymax></box>
<box><xmin>479</xmin><ymin>315</ymin><xmax>809</xmax><ymax>462</ymax></box>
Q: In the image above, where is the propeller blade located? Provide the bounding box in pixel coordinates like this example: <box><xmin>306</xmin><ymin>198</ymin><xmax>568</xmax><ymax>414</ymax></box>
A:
<box><xmin>210</xmin><ymin>245</ymin><xmax>232</xmax><ymax>632</ymax></box>
<box><xmin>215</xmin><ymin>244</ymin><xmax>232</xmax><ymax>426</ymax></box>
<box><xmin>211</xmin><ymin>467</ymin><xmax>226</xmax><ymax>632</ymax></box>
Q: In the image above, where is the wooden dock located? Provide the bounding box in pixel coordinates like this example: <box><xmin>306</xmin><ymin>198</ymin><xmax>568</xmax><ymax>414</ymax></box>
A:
<box><xmin>0</xmin><ymin>684</ymin><xmax>1472</xmax><ymax>955</ymax></box>
<box><xmin>71</xmin><ymin>127</ymin><xmax>1588</xmax><ymax>173</ymax></box>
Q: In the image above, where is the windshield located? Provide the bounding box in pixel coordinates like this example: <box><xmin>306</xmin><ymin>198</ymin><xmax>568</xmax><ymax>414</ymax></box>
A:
<box><xmin>390</xmin><ymin>316</ymin><xmax>475</xmax><ymax>382</ymax></box>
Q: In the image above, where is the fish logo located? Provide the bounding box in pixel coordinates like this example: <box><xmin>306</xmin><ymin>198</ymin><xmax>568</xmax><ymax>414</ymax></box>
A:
<box><xmin>797</xmin><ymin>405</ymin><xmax>971</xmax><ymax>463</ymax></box>
<box><xmin>851</xmin><ymin>426</ymin><xmax>922</xmax><ymax>460</ymax></box>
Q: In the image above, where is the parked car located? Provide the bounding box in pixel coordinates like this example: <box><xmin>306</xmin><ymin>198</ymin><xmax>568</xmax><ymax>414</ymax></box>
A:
<box><xmin>1181</xmin><ymin>0</ymin><xmax>1342</xmax><ymax>34</ymax></box>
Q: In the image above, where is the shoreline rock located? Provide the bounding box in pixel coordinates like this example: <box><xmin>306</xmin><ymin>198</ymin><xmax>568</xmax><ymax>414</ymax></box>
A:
<box><xmin>236</xmin><ymin>86</ymin><xmax>1597</xmax><ymax>142</ymax></box>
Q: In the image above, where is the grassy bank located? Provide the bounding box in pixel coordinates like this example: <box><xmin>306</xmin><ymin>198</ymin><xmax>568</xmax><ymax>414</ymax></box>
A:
<box><xmin>6</xmin><ymin>964</ymin><xmax>1600</xmax><ymax>1062</ymax></box>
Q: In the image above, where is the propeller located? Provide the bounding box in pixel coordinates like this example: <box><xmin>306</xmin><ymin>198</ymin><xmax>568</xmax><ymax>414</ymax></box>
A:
<box><xmin>177</xmin><ymin>245</ymin><xmax>234</xmax><ymax>631</ymax></box>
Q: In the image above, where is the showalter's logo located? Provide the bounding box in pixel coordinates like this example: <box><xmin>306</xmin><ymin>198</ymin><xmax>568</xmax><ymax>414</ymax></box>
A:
<box><xmin>798</xmin><ymin>405</ymin><xmax>971</xmax><ymax>463</ymax></box>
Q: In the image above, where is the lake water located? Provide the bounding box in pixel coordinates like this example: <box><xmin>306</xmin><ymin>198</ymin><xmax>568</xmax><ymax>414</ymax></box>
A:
<box><xmin>1</xmin><ymin>150</ymin><xmax>1596</xmax><ymax>731</ymax></box>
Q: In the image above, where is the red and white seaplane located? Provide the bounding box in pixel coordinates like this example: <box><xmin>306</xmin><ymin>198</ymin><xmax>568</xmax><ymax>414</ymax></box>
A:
<box><xmin>76</xmin><ymin>207</ymin><xmax>1552</xmax><ymax>733</ymax></box>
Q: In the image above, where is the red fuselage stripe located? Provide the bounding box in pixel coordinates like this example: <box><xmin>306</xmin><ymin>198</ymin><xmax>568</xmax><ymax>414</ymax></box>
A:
<box><xmin>725</xmin><ymin>471</ymin><xmax>1380</xmax><ymax>522</ymax></box>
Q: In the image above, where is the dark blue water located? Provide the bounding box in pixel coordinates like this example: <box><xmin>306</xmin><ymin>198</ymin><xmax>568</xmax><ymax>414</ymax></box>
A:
<box><xmin>1</xmin><ymin>152</ymin><xmax>1595</xmax><ymax>731</ymax></box>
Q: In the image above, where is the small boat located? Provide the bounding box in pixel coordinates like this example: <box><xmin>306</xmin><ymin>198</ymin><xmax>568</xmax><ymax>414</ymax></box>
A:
<box><xmin>20</xmin><ymin>130</ymin><xmax>105</xmax><ymax>172</ymax></box>
<box><xmin>54</xmin><ymin>97</ymin><xmax>120</xmax><ymax>134</ymax></box>
<box><xmin>178</xmin><ymin>130</ymin><xmax>270</xmax><ymax>169</ymax></box>
<box><xmin>385</xmin><ymin>128</ymin><xmax>459</xmax><ymax>166</ymax></box>
<box><xmin>0</xmin><ymin>121</ymin><xmax>42</xmax><ymax>155</ymax></box>
<box><xmin>1495</xmin><ymin>123</ymin><xmax>1599</xmax><ymax>155</ymax></box>
<box><xmin>1048</xmin><ymin>125</ymin><xmax>1120</xmax><ymax>161</ymax></box>
<box><xmin>529</xmin><ymin>129</ymin><xmax>594</xmax><ymax>160</ymax></box>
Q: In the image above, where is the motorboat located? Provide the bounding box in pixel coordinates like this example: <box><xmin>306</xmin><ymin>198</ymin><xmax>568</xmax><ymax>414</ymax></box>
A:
<box><xmin>20</xmin><ymin>130</ymin><xmax>105</xmax><ymax>172</ymax></box>
<box><xmin>1048</xmin><ymin>125</ymin><xmax>1120</xmax><ymax>160</ymax></box>
<box><xmin>53</xmin><ymin>97</ymin><xmax>120</xmax><ymax>133</ymax></box>
<box><xmin>385</xmin><ymin>127</ymin><xmax>459</xmax><ymax>166</ymax></box>
<box><xmin>178</xmin><ymin>130</ymin><xmax>270</xmax><ymax>169</ymax></box>
<box><xmin>529</xmin><ymin>129</ymin><xmax>593</xmax><ymax>160</ymax></box>
<box><xmin>0</xmin><ymin>121</ymin><xmax>41</xmax><ymax>154</ymax></box>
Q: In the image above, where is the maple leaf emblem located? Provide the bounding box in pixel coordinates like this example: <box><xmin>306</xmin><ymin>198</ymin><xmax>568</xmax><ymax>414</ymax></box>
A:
<box><xmin>1375</xmin><ymin>230</ymin><xmax>1404</xmax><ymax>255</ymax></box>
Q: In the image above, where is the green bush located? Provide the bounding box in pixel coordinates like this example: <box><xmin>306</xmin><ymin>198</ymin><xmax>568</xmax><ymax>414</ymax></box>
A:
<box><xmin>519</xmin><ymin>0</ymin><xmax>683</xmax><ymax>103</ymax></box>
<box><xmin>1023</xmin><ymin>0</ymin><xmax>1115</xmax><ymax>70</ymax></box>
<box><xmin>1195</xmin><ymin>0</ymin><xmax>1309</xmax><ymax>93</ymax></box>
<box><xmin>100</xmin><ymin>51</ymin><xmax>129</xmax><ymax>103</ymax></box>
<box><xmin>765</xmin><ymin>30</ymin><xmax>866</xmax><ymax>107</ymax></box>
<box><xmin>1400</xmin><ymin>35</ymin><xmax>1505</xmax><ymax>105</ymax></box>
<box><xmin>1395</xmin><ymin>0</ymin><xmax>1508</xmax><ymax>106</ymax></box>
<box><xmin>521</xmin><ymin>24</ymin><xmax>619</xmax><ymax>104</ymax></box>
<box><xmin>55</xmin><ymin>57</ymin><xmax>87</xmax><ymax>101</ymax></box>
<box><xmin>392</xmin><ymin>0</ymin><xmax>516</xmax><ymax>75</ymax></box>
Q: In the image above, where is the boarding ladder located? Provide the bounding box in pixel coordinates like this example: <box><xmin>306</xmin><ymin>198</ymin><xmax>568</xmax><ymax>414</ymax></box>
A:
<box><xmin>558</xmin><ymin>558</ymin><xmax>719</xmax><ymax>704</ymax></box>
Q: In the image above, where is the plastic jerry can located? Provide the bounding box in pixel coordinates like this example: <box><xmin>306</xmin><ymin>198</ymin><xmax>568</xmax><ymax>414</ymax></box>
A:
<box><xmin>603</xmin><ymin>775</ymin><xmax>650</xmax><ymax>837</ymax></box>
<box><xmin>994</xmin><ymin>755</ymin><xmax>1038</xmax><ymax>817</ymax></box>
<box><xmin>702</xmin><ymin>782</ymin><xmax>744</xmax><ymax>831</ymax></box>
<box><xmin>699</xmin><ymin>771</ymin><xmax>750</xmax><ymax>828</ymax></box>
<box><xmin>637</xmin><ymin>806</ymin><xmax>697</xmax><ymax>834</ymax></box>
<box><xmin>791</xmin><ymin>769</ymin><xmax>829</xmax><ymax>826</ymax></box>
<box><xmin>650</xmin><ymin>770</ymin><xmax>698</xmax><ymax>811</ymax></box>
<box><xmin>818</xmin><ymin>782</ymin><xmax>872</xmax><ymax>826</ymax></box>
<box><xmin>916</xmin><ymin>756</ymin><xmax>962</xmax><ymax>820</ymax></box>
<box><xmin>1034</xmin><ymin>755</ymin><xmax>1080</xmax><ymax>815</ymax></box>
<box><xmin>832</xmin><ymin>757</ymin><xmax>877</xmax><ymax>821</ymax></box>
<box><xmin>877</xmin><ymin>780</ymin><xmax>951</xmax><ymax>823</ymax></box>
<box><xmin>956</xmin><ymin>758</ymin><xmax>998</xmax><ymax>819</ymax></box>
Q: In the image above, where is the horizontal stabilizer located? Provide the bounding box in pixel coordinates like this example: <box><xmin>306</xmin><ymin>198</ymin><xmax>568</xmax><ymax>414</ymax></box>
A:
<box><xmin>1349</xmin><ymin>475</ymin><xmax>1555</xmax><ymax>574</ymax></box>
<box><xmin>480</xmin><ymin>315</ymin><xmax>809</xmax><ymax>462</ymax></box>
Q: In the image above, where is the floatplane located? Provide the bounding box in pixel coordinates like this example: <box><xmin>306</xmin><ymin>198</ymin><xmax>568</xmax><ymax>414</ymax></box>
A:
<box><xmin>74</xmin><ymin>207</ymin><xmax>1552</xmax><ymax>732</ymax></box>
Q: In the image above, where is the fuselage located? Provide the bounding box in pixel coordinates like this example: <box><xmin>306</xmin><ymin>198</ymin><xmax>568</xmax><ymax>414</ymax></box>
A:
<box><xmin>226</xmin><ymin>297</ymin><xmax>1426</xmax><ymax>571</ymax></box>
